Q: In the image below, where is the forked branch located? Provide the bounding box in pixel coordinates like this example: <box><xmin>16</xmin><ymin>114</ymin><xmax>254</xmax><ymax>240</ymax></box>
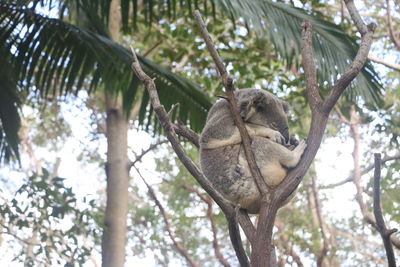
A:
<box><xmin>131</xmin><ymin>49</ymin><xmax>250</xmax><ymax>267</ymax></box>
<box><xmin>193</xmin><ymin>10</ymin><xmax>268</xmax><ymax>196</ymax></box>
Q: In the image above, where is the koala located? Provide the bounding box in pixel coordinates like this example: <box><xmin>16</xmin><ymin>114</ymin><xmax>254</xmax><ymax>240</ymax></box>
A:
<box><xmin>199</xmin><ymin>89</ymin><xmax>306</xmax><ymax>214</ymax></box>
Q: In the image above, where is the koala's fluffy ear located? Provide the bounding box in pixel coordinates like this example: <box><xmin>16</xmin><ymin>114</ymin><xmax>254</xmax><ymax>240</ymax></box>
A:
<box><xmin>281</xmin><ymin>101</ymin><xmax>290</xmax><ymax>114</ymax></box>
<box><xmin>239</xmin><ymin>93</ymin><xmax>265</xmax><ymax>121</ymax></box>
<box><xmin>239</xmin><ymin>100</ymin><xmax>252</xmax><ymax>121</ymax></box>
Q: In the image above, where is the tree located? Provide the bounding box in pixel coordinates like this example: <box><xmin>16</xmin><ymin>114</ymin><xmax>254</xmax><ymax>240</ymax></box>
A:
<box><xmin>131</xmin><ymin>1</ymin><xmax>378</xmax><ymax>264</ymax></box>
<box><xmin>0</xmin><ymin>0</ymin><xmax>389</xmax><ymax>266</ymax></box>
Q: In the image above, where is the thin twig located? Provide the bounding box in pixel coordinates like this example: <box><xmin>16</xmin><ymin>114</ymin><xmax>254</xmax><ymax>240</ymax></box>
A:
<box><xmin>275</xmin><ymin>219</ymin><xmax>304</xmax><ymax>267</ymax></box>
<box><xmin>311</xmin><ymin>177</ymin><xmax>329</xmax><ymax>267</ymax></box>
<box><xmin>368</xmin><ymin>55</ymin><xmax>400</xmax><ymax>71</ymax></box>
<box><xmin>373</xmin><ymin>153</ymin><xmax>398</xmax><ymax>267</ymax></box>
<box><xmin>181</xmin><ymin>184</ymin><xmax>231</xmax><ymax>267</ymax></box>
<box><xmin>142</xmin><ymin>39</ymin><xmax>163</xmax><ymax>57</ymax></box>
<box><xmin>129</xmin><ymin>140</ymin><xmax>168</xmax><ymax>168</ymax></box>
<box><xmin>134</xmin><ymin>167</ymin><xmax>200</xmax><ymax>267</ymax></box>
<box><xmin>321</xmin><ymin>153</ymin><xmax>400</xmax><ymax>189</ymax></box>
<box><xmin>173</xmin><ymin>118</ymin><xmax>200</xmax><ymax>148</ymax></box>
<box><xmin>386</xmin><ymin>0</ymin><xmax>400</xmax><ymax>50</ymax></box>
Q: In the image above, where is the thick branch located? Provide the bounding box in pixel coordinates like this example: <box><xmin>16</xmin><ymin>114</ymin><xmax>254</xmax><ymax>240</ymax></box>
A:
<box><xmin>277</xmin><ymin>0</ymin><xmax>376</xmax><ymax>202</ymax></box>
<box><xmin>193</xmin><ymin>10</ymin><xmax>268</xmax><ymax>195</ymax></box>
<box><xmin>300</xmin><ymin>20</ymin><xmax>323</xmax><ymax>110</ymax></box>
<box><xmin>373</xmin><ymin>153</ymin><xmax>398</xmax><ymax>267</ymax></box>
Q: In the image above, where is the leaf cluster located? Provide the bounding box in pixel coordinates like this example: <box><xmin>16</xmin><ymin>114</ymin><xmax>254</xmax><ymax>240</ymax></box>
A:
<box><xmin>0</xmin><ymin>168</ymin><xmax>99</xmax><ymax>265</ymax></box>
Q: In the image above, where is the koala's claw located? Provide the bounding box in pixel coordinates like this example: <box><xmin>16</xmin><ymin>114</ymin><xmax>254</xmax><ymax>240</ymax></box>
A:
<box><xmin>296</xmin><ymin>140</ymin><xmax>307</xmax><ymax>154</ymax></box>
<box><xmin>270</xmin><ymin>131</ymin><xmax>286</xmax><ymax>144</ymax></box>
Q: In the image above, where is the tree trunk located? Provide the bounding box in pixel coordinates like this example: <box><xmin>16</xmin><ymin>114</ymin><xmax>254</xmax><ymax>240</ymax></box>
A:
<box><xmin>101</xmin><ymin>0</ymin><xmax>130</xmax><ymax>266</ymax></box>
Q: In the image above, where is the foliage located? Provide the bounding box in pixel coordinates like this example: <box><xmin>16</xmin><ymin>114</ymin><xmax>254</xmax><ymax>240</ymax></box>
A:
<box><xmin>0</xmin><ymin>168</ymin><xmax>99</xmax><ymax>266</ymax></box>
<box><xmin>0</xmin><ymin>1</ymin><xmax>212</xmax><ymax>162</ymax></box>
<box><xmin>130</xmin><ymin>144</ymin><xmax>235</xmax><ymax>266</ymax></box>
<box><xmin>0</xmin><ymin>46</ymin><xmax>20</xmax><ymax>163</ymax></box>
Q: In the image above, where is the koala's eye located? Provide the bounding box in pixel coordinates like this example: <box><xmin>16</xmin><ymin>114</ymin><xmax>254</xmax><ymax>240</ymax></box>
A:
<box><xmin>256</xmin><ymin>105</ymin><xmax>264</xmax><ymax>112</ymax></box>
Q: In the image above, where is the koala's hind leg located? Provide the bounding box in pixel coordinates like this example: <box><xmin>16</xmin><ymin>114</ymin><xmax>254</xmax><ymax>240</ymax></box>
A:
<box><xmin>278</xmin><ymin>140</ymin><xmax>307</xmax><ymax>168</ymax></box>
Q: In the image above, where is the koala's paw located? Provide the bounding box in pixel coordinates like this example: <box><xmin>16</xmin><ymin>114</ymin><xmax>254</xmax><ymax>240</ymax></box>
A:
<box><xmin>269</xmin><ymin>131</ymin><xmax>286</xmax><ymax>145</ymax></box>
<box><xmin>295</xmin><ymin>140</ymin><xmax>307</xmax><ymax>155</ymax></box>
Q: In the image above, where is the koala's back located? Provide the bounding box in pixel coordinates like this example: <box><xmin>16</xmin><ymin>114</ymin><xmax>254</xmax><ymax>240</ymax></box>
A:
<box><xmin>199</xmin><ymin>89</ymin><xmax>300</xmax><ymax>213</ymax></box>
<box><xmin>200</xmin><ymin>143</ymin><xmax>260</xmax><ymax>213</ymax></box>
<box><xmin>200</xmin><ymin>137</ymin><xmax>289</xmax><ymax>213</ymax></box>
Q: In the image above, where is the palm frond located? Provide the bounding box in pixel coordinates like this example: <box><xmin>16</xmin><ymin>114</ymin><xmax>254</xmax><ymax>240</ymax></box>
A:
<box><xmin>0</xmin><ymin>3</ymin><xmax>211</xmax><ymax>133</ymax></box>
<box><xmin>124</xmin><ymin>0</ymin><xmax>382</xmax><ymax>106</ymax></box>
<box><xmin>0</xmin><ymin>46</ymin><xmax>20</xmax><ymax>163</ymax></box>
<box><xmin>214</xmin><ymin>0</ymin><xmax>382</xmax><ymax>106</ymax></box>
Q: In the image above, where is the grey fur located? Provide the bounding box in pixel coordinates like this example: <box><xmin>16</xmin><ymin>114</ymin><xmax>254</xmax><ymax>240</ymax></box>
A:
<box><xmin>200</xmin><ymin>89</ymin><xmax>306</xmax><ymax>213</ymax></box>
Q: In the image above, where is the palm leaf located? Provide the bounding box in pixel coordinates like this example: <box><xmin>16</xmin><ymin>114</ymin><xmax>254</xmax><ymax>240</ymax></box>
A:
<box><xmin>0</xmin><ymin>3</ymin><xmax>212</xmax><ymax>162</ymax></box>
<box><xmin>0</xmin><ymin>3</ymin><xmax>211</xmax><ymax>132</ymax></box>
<box><xmin>0</xmin><ymin>46</ymin><xmax>20</xmax><ymax>163</ymax></box>
<box><xmin>124</xmin><ymin>0</ymin><xmax>382</xmax><ymax>106</ymax></box>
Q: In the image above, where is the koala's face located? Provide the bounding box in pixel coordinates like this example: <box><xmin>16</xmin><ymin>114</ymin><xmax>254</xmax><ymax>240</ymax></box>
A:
<box><xmin>237</xmin><ymin>89</ymin><xmax>290</xmax><ymax>142</ymax></box>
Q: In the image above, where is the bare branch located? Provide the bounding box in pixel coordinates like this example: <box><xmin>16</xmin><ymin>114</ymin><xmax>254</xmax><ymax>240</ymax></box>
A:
<box><xmin>181</xmin><ymin>184</ymin><xmax>231</xmax><ymax>267</ymax></box>
<box><xmin>321</xmin><ymin>153</ymin><xmax>400</xmax><ymax>189</ymax></box>
<box><xmin>300</xmin><ymin>20</ymin><xmax>323</xmax><ymax>109</ymax></box>
<box><xmin>193</xmin><ymin>10</ymin><xmax>268</xmax><ymax>196</ymax></box>
<box><xmin>173</xmin><ymin>119</ymin><xmax>200</xmax><ymax>148</ymax></box>
<box><xmin>131</xmin><ymin>47</ymin><xmax>231</xmax><ymax>212</ymax></box>
<box><xmin>373</xmin><ymin>153</ymin><xmax>398</xmax><ymax>267</ymax></box>
<box><xmin>347</xmin><ymin>110</ymin><xmax>400</xmax><ymax>250</ymax></box>
<box><xmin>277</xmin><ymin>0</ymin><xmax>376</xmax><ymax>202</ymax></box>
<box><xmin>134</xmin><ymin>167</ymin><xmax>200</xmax><ymax>267</ymax></box>
<box><xmin>275</xmin><ymin>219</ymin><xmax>304</xmax><ymax>267</ymax></box>
<box><xmin>142</xmin><ymin>39</ymin><xmax>163</xmax><ymax>57</ymax></box>
<box><xmin>182</xmin><ymin>184</ymin><xmax>230</xmax><ymax>267</ymax></box>
<box><xmin>386</xmin><ymin>0</ymin><xmax>400</xmax><ymax>50</ymax></box>
<box><xmin>311</xmin><ymin>177</ymin><xmax>329</xmax><ymax>267</ymax></box>
<box><xmin>368</xmin><ymin>55</ymin><xmax>400</xmax><ymax>71</ymax></box>
<box><xmin>323</xmin><ymin>0</ymin><xmax>376</xmax><ymax>113</ymax></box>
<box><xmin>0</xmin><ymin>230</ymin><xmax>39</xmax><ymax>246</ymax></box>
<box><xmin>130</xmin><ymin>140</ymin><xmax>168</xmax><ymax>168</ymax></box>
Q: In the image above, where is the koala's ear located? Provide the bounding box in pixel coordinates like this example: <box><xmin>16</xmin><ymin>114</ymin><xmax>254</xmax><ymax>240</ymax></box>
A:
<box><xmin>281</xmin><ymin>101</ymin><xmax>290</xmax><ymax>114</ymax></box>
<box><xmin>251</xmin><ymin>93</ymin><xmax>266</xmax><ymax>108</ymax></box>
<box><xmin>239</xmin><ymin>100</ymin><xmax>252</xmax><ymax>120</ymax></box>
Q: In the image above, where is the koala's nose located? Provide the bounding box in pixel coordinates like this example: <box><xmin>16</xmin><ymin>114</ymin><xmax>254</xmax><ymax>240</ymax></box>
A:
<box><xmin>281</xmin><ymin>127</ymin><xmax>289</xmax><ymax>142</ymax></box>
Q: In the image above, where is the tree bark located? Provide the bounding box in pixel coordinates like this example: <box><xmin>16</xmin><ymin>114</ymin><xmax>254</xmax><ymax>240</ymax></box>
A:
<box><xmin>101</xmin><ymin>0</ymin><xmax>130</xmax><ymax>266</ymax></box>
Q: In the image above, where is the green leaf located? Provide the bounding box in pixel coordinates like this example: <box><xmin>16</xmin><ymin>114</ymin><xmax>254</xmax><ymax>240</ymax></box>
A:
<box><xmin>0</xmin><ymin>46</ymin><xmax>20</xmax><ymax>163</ymax></box>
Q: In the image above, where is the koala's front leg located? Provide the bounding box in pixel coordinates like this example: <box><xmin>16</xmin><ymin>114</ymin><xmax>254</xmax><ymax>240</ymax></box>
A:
<box><xmin>280</xmin><ymin>140</ymin><xmax>307</xmax><ymax>168</ymax></box>
<box><xmin>247</xmin><ymin>125</ymin><xmax>286</xmax><ymax>145</ymax></box>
